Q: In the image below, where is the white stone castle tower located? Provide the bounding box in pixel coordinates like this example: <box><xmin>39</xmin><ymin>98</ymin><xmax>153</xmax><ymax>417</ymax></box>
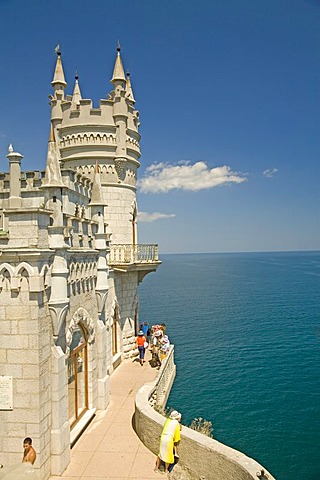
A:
<box><xmin>0</xmin><ymin>45</ymin><xmax>160</xmax><ymax>479</ymax></box>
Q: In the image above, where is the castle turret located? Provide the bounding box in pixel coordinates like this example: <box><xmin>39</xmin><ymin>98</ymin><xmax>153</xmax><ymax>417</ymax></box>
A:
<box><xmin>53</xmin><ymin>44</ymin><xmax>141</xmax><ymax>244</ymax></box>
<box><xmin>110</xmin><ymin>44</ymin><xmax>128</xmax><ymax>160</ymax></box>
<box><xmin>51</xmin><ymin>47</ymin><xmax>67</xmax><ymax>96</ymax></box>
<box><xmin>50</xmin><ymin>48</ymin><xmax>67</xmax><ymax>141</ymax></box>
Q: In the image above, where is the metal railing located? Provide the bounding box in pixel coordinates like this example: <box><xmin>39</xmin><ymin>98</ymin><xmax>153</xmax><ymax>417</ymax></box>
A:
<box><xmin>108</xmin><ymin>244</ymin><xmax>159</xmax><ymax>264</ymax></box>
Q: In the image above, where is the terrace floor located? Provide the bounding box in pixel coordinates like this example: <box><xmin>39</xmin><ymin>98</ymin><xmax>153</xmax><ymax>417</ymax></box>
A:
<box><xmin>50</xmin><ymin>351</ymin><xmax>161</xmax><ymax>480</ymax></box>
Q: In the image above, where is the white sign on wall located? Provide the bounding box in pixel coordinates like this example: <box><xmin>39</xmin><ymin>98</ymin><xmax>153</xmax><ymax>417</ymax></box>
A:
<box><xmin>0</xmin><ymin>376</ymin><xmax>13</xmax><ymax>410</ymax></box>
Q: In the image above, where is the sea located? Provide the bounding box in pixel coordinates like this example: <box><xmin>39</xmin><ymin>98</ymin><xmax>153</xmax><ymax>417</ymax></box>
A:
<box><xmin>138</xmin><ymin>251</ymin><xmax>320</xmax><ymax>480</ymax></box>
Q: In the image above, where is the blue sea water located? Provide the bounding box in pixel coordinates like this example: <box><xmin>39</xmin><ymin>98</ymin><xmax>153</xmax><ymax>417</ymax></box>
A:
<box><xmin>139</xmin><ymin>251</ymin><xmax>320</xmax><ymax>480</ymax></box>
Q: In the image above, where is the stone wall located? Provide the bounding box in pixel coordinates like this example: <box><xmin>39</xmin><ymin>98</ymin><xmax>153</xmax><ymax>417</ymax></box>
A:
<box><xmin>102</xmin><ymin>185</ymin><xmax>136</xmax><ymax>244</ymax></box>
<box><xmin>0</xmin><ymin>276</ymin><xmax>53</xmax><ymax>480</ymax></box>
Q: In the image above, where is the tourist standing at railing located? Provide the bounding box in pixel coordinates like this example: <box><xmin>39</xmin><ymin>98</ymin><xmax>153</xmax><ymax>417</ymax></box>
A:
<box><xmin>151</xmin><ymin>329</ymin><xmax>162</xmax><ymax>368</ymax></box>
<box><xmin>160</xmin><ymin>334</ymin><xmax>170</xmax><ymax>361</ymax></box>
<box><xmin>136</xmin><ymin>330</ymin><xmax>147</xmax><ymax>366</ymax></box>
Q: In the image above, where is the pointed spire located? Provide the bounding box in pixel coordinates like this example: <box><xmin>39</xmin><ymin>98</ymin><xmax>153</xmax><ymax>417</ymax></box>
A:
<box><xmin>125</xmin><ymin>71</ymin><xmax>135</xmax><ymax>103</ymax></box>
<box><xmin>72</xmin><ymin>72</ymin><xmax>82</xmax><ymax>107</ymax></box>
<box><xmin>110</xmin><ymin>42</ymin><xmax>125</xmax><ymax>84</ymax></box>
<box><xmin>43</xmin><ymin>124</ymin><xmax>64</xmax><ymax>187</ymax></box>
<box><xmin>51</xmin><ymin>49</ymin><xmax>67</xmax><ymax>89</ymax></box>
<box><xmin>90</xmin><ymin>161</ymin><xmax>104</xmax><ymax>205</ymax></box>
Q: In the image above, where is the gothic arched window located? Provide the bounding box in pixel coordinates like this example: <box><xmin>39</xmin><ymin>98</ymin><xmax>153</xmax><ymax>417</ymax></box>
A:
<box><xmin>67</xmin><ymin>324</ymin><xmax>89</xmax><ymax>428</ymax></box>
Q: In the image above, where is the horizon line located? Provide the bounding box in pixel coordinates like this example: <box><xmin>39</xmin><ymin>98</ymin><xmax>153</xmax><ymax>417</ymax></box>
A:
<box><xmin>158</xmin><ymin>249</ymin><xmax>320</xmax><ymax>255</ymax></box>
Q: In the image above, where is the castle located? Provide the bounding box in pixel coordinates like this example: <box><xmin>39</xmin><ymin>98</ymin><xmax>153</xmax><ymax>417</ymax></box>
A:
<box><xmin>0</xmin><ymin>45</ymin><xmax>160</xmax><ymax>479</ymax></box>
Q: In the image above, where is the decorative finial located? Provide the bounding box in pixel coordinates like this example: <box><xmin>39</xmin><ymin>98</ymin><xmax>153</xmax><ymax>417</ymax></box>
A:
<box><xmin>75</xmin><ymin>70</ymin><xmax>79</xmax><ymax>80</ymax></box>
<box><xmin>117</xmin><ymin>39</ymin><xmax>121</xmax><ymax>52</ymax></box>
<box><xmin>8</xmin><ymin>144</ymin><xmax>13</xmax><ymax>154</ymax></box>
<box><xmin>54</xmin><ymin>44</ymin><xmax>61</xmax><ymax>56</ymax></box>
<box><xmin>126</xmin><ymin>70</ymin><xmax>130</xmax><ymax>78</ymax></box>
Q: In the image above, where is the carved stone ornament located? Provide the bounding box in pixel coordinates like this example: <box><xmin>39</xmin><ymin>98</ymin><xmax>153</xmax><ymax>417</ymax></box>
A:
<box><xmin>95</xmin><ymin>289</ymin><xmax>109</xmax><ymax>315</ymax></box>
<box><xmin>49</xmin><ymin>299</ymin><xmax>70</xmax><ymax>339</ymax></box>
<box><xmin>114</xmin><ymin>157</ymin><xmax>127</xmax><ymax>181</ymax></box>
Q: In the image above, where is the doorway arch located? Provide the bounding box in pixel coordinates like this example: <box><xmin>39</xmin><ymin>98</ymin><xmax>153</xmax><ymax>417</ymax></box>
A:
<box><xmin>66</xmin><ymin>308</ymin><xmax>95</xmax><ymax>429</ymax></box>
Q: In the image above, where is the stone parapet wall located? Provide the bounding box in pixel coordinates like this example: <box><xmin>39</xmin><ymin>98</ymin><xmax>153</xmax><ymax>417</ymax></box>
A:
<box><xmin>134</xmin><ymin>347</ymin><xmax>276</xmax><ymax>480</ymax></box>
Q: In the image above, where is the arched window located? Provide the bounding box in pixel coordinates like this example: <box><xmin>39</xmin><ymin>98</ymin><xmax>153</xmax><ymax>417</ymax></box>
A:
<box><xmin>0</xmin><ymin>269</ymin><xmax>11</xmax><ymax>291</ymax></box>
<box><xmin>67</xmin><ymin>325</ymin><xmax>88</xmax><ymax>428</ymax></box>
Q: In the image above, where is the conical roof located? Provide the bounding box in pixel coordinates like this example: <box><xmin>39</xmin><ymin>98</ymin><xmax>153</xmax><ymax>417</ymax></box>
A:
<box><xmin>125</xmin><ymin>72</ymin><xmax>135</xmax><ymax>103</ymax></box>
<box><xmin>72</xmin><ymin>73</ymin><xmax>82</xmax><ymax>107</ymax></box>
<box><xmin>51</xmin><ymin>52</ymin><xmax>67</xmax><ymax>88</ymax></box>
<box><xmin>110</xmin><ymin>43</ymin><xmax>125</xmax><ymax>83</ymax></box>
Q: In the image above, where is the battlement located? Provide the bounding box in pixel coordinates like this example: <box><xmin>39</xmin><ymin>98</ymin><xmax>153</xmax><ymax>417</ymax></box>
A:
<box><xmin>0</xmin><ymin>170</ymin><xmax>45</xmax><ymax>192</ymax></box>
<box><xmin>58</xmin><ymin>96</ymin><xmax>139</xmax><ymax>131</ymax></box>
<box><xmin>0</xmin><ymin>166</ymin><xmax>93</xmax><ymax>200</ymax></box>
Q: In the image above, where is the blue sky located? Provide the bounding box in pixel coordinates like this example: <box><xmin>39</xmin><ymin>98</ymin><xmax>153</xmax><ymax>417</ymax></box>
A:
<box><xmin>0</xmin><ymin>0</ymin><xmax>319</xmax><ymax>253</ymax></box>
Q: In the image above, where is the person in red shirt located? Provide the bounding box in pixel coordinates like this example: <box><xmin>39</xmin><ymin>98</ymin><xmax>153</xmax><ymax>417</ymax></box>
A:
<box><xmin>136</xmin><ymin>330</ymin><xmax>147</xmax><ymax>366</ymax></box>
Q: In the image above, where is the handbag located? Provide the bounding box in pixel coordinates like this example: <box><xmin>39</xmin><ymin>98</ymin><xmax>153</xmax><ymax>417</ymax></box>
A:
<box><xmin>144</xmin><ymin>341</ymin><xmax>149</xmax><ymax>349</ymax></box>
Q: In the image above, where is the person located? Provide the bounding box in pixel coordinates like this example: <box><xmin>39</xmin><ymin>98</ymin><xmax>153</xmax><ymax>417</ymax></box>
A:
<box><xmin>141</xmin><ymin>321</ymin><xmax>149</xmax><ymax>340</ymax></box>
<box><xmin>22</xmin><ymin>437</ymin><xmax>36</xmax><ymax>465</ymax></box>
<box><xmin>151</xmin><ymin>329</ymin><xmax>162</xmax><ymax>368</ymax></box>
<box><xmin>154</xmin><ymin>410</ymin><xmax>182</xmax><ymax>475</ymax></box>
<box><xmin>136</xmin><ymin>330</ymin><xmax>147</xmax><ymax>366</ymax></box>
<box><xmin>160</xmin><ymin>335</ymin><xmax>170</xmax><ymax>361</ymax></box>
<box><xmin>146</xmin><ymin>324</ymin><xmax>152</xmax><ymax>344</ymax></box>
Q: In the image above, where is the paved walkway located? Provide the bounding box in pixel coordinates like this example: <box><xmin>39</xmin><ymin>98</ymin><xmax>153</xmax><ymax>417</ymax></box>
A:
<box><xmin>50</xmin><ymin>351</ymin><xmax>161</xmax><ymax>480</ymax></box>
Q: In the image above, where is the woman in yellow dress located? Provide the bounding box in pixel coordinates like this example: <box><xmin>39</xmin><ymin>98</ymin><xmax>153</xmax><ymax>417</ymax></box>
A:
<box><xmin>154</xmin><ymin>410</ymin><xmax>182</xmax><ymax>474</ymax></box>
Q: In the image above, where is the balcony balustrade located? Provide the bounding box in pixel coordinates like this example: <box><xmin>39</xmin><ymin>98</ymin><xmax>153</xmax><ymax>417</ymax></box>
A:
<box><xmin>108</xmin><ymin>244</ymin><xmax>159</xmax><ymax>265</ymax></box>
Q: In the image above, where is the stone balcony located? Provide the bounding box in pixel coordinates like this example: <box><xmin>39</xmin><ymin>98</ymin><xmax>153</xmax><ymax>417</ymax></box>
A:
<box><xmin>108</xmin><ymin>244</ymin><xmax>161</xmax><ymax>282</ymax></box>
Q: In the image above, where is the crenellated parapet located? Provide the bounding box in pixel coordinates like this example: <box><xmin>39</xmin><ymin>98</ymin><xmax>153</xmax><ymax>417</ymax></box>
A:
<box><xmin>0</xmin><ymin>144</ymin><xmax>106</xmax><ymax>250</ymax></box>
<box><xmin>0</xmin><ymin>170</ymin><xmax>45</xmax><ymax>195</ymax></box>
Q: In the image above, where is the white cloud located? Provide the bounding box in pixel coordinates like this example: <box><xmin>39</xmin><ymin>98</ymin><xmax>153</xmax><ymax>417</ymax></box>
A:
<box><xmin>138</xmin><ymin>161</ymin><xmax>247</xmax><ymax>193</ymax></box>
<box><xmin>263</xmin><ymin>168</ymin><xmax>278</xmax><ymax>178</ymax></box>
<box><xmin>138</xmin><ymin>211</ymin><xmax>176</xmax><ymax>223</ymax></box>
